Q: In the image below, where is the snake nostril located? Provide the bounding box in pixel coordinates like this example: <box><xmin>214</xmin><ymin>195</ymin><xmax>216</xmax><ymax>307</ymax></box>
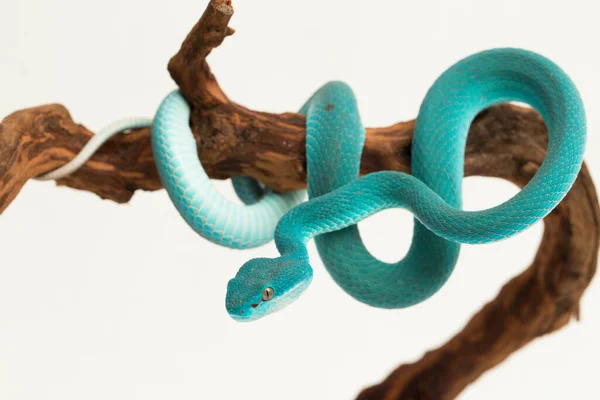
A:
<box><xmin>240</xmin><ymin>311</ymin><xmax>244</xmax><ymax>314</ymax></box>
<box><xmin>251</xmin><ymin>303</ymin><xmax>259</xmax><ymax>309</ymax></box>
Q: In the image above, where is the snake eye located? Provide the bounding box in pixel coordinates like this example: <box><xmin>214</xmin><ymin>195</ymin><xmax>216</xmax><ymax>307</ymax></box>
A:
<box><xmin>261</xmin><ymin>287</ymin><xmax>274</xmax><ymax>301</ymax></box>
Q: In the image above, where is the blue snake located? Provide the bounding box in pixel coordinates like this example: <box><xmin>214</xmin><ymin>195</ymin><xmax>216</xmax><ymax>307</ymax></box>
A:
<box><xmin>45</xmin><ymin>48</ymin><xmax>585</xmax><ymax>322</ymax></box>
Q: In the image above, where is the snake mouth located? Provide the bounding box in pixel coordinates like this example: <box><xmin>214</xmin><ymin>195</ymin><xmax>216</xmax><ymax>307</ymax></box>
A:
<box><xmin>251</xmin><ymin>303</ymin><xmax>260</xmax><ymax>309</ymax></box>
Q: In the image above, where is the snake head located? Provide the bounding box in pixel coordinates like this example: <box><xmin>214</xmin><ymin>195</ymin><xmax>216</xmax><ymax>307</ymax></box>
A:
<box><xmin>226</xmin><ymin>256</ymin><xmax>313</xmax><ymax>322</ymax></box>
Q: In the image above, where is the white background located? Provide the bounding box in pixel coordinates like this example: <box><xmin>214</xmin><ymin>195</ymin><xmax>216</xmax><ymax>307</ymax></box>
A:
<box><xmin>1</xmin><ymin>1</ymin><xmax>598</xmax><ymax>399</ymax></box>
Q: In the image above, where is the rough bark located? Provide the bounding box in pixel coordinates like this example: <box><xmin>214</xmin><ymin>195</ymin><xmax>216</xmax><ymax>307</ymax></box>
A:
<box><xmin>0</xmin><ymin>1</ymin><xmax>597</xmax><ymax>399</ymax></box>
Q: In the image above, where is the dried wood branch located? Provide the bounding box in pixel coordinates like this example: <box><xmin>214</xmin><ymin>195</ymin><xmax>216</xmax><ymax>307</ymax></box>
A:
<box><xmin>0</xmin><ymin>1</ymin><xmax>597</xmax><ymax>398</ymax></box>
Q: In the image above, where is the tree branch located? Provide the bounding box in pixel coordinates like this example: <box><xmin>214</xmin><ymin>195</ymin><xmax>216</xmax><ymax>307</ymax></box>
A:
<box><xmin>0</xmin><ymin>1</ymin><xmax>597</xmax><ymax>398</ymax></box>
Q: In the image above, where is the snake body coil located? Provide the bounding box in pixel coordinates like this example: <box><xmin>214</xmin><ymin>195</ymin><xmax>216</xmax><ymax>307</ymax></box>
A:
<box><xmin>151</xmin><ymin>94</ymin><xmax>305</xmax><ymax>249</ymax></box>
<box><xmin>45</xmin><ymin>48</ymin><xmax>585</xmax><ymax>322</ymax></box>
<box><xmin>223</xmin><ymin>48</ymin><xmax>586</xmax><ymax>321</ymax></box>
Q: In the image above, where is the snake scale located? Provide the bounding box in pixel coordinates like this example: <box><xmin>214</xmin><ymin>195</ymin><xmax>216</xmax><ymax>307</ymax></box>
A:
<box><xmin>43</xmin><ymin>48</ymin><xmax>586</xmax><ymax>322</ymax></box>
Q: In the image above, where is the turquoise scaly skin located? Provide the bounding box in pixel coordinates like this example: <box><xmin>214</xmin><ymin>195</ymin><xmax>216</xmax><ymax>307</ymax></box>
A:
<box><xmin>151</xmin><ymin>93</ymin><xmax>305</xmax><ymax>249</ymax></box>
<box><xmin>224</xmin><ymin>48</ymin><xmax>586</xmax><ymax>322</ymax></box>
